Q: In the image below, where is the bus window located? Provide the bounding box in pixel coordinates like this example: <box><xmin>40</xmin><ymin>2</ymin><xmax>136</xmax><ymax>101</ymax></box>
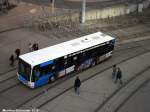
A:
<box><xmin>90</xmin><ymin>48</ymin><xmax>98</xmax><ymax>58</ymax></box>
<box><xmin>55</xmin><ymin>57</ymin><xmax>65</xmax><ymax>70</ymax></box>
<box><xmin>109</xmin><ymin>42</ymin><xmax>115</xmax><ymax>50</ymax></box>
<box><xmin>100</xmin><ymin>45</ymin><xmax>106</xmax><ymax>55</ymax></box>
<box><xmin>67</xmin><ymin>55</ymin><xmax>78</xmax><ymax>67</ymax></box>
<box><xmin>32</xmin><ymin>64</ymin><xmax>54</xmax><ymax>81</ymax></box>
<box><xmin>18</xmin><ymin>59</ymin><xmax>31</xmax><ymax>81</ymax></box>
<box><xmin>32</xmin><ymin>68</ymin><xmax>40</xmax><ymax>81</ymax></box>
<box><xmin>40</xmin><ymin>64</ymin><xmax>53</xmax><ymax>74</ymax></box>
<box><xmin>73</xmin><ymin>56</ymin><xmax>77</xmax><ymax>60</ymax></box>
<box><xmin>105</xmin><ymin>44</ymin><xmax>113</xmax><ymax>53</ymax></box>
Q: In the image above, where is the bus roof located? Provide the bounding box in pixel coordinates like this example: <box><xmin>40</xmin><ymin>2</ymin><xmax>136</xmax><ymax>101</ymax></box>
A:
<box><xmin>20</xmin><ymin>32</ymin><xmax>115</xmax><ymax>67</ymax></box>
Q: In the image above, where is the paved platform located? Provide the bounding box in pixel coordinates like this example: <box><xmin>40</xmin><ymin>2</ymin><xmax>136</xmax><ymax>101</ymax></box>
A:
<box><xmin>0</xmin><ymin>28</ymin><xmax>53</xmax><ymax>75</ymax></box>
<box><xmin>0</xmin><ymin>2</ymin><xmax>150</xmax><ymax>111</ymax></box>
<box><xmin>37</xmin><ymin>52</ymin><xmax>150</xmax><ymax>112</ymax></box>
<box><xmin>0</xmin><ymin>30</ymin><xmax>150</xmax><ymax>112</ymax></box>
<box><xmin>18</xmin><ymin>51</ymin><xmax>150</xmax><ymax>112</ymax></box>
<box><xmin>118</xmin><ymin>80</ymin><xmax>150</xmax><ymax>112</ymax></box>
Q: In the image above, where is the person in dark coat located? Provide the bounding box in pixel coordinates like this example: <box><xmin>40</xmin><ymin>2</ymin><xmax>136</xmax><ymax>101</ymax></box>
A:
<box><xmin>36</xmin><ymin>43</ymin><xmax>39</xmax><ymax>50</ymax></box>
<box><xmin>115</xmin><ymin>67</ymin><xmax>123</xmax><ymax>84</ymax></box>
<box><xmin>32</xmin><ymin>43</ymin><xmax>36</xmax><ymax>51</ymax></box>
<box><xmin>9</xmin><ymin>54</ymin><xmax>14</xmax><ymax>66</ymax></box>
<box><xmin>112</xmin><ymin>64</ymin><xmax>117</xmax><ymax>80</ymax></box>
<box><xmin>15</xmin><ymin>48</ymin><xmax>21</xmax><ymax>60</ymax></box>
<box><xmin>74</xmin><ymin>76</ymin><xmax>81</xmax><ymax>95</ymax></box>
<box><xmin>32</xmin><ymin>42</ymin><xmax>39</xmax><ymax>51</ymax></box>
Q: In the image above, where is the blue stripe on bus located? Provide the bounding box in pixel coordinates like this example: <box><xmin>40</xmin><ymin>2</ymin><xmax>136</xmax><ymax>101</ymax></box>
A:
<box><xmin>18</xmin><ymin>74</ymin><xmax>27</xmax><ymax>84</ymax></box>
<box><xmin>34</xmin><ymin>73</ymin><xmax>53</xmax><ymax>87</ymax></box>
<box><xmin>40</xmin><ymin>60</ymin><xmax>54</xmax><ymax>67</ymax></box>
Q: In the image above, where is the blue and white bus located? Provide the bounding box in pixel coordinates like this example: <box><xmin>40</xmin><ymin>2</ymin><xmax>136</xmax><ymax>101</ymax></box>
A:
<box><xmin>17</xmin><ymin>32</ymin><xmax>115</xmax><ymax>88</ymax></box>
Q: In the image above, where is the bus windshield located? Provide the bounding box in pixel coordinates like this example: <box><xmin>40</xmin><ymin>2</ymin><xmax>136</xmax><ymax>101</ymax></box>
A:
<box><xmin>18</xmin><ymin>59</ymin><xmax>31</xmax><ymax>81</ymax></box>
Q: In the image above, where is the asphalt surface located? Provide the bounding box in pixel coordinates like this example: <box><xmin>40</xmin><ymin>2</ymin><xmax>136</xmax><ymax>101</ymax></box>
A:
<box><xmin>0</xmin><ymin>36</ymin><xmax>150</xmax><ymax>111</ymax></box>
<box><xmin>0</xmin><ymin>3</ymin><xmax>150</xmax><ymax>111</ymax></box>
<box><xmin>118</xmin><ymin>80</ymin><xmax>150</xmax><ymax>112</ymax></box>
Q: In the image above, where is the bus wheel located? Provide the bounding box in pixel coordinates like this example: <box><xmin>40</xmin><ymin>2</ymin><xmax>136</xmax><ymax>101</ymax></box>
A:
<box><xmin>49</xmin><ymin>76</ymin><xmax>55</xmax><ymax>83</ymax></box>
<box><xmin>92</xmin><ymin>61</ymin><xmax>96</xmax><ymax>66</ymax></box>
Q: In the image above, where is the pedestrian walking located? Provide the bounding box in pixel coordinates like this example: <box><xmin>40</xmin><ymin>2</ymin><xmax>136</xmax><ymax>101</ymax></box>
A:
<box><xmin>35</xmin><ymin>43</ymin><xmax>39</xmax><ymax>50</ymax></box>
<box><xmin>112</xmin><ymin>64</ymin><xmax>117</xmax><ymax>80</ymax></box>
<box><xmin>115</xmin><ymin>67</ymin><xmax>123</xmax><ymax>84</ymax></box>
<box><xmin>32</xmin><ymin>42</ymin><xmax>39</xmax><ymax>51</ymax></box>
<box><xmin>29</xmin><ymin>43</ymin><xmax>33</xmax><ymax>52</ymax></box>
<box><xmin>15</xmin><ymin>48</ymin><xmax>21</xmax><ymax>60</ymax></box>
<box><xmin>32</xmin><ymin>43</ymin><xmax>36</xmax><ymax>51</ymax></box>
<box><xmin>74</xmin><ymin>76</ymin><xmax>81</xmax><ymax>95</ymax></box>
<box><xmin>9</xmin><ymin>54</ymin><xmax>14</xmax><ymax>66</ymax></box>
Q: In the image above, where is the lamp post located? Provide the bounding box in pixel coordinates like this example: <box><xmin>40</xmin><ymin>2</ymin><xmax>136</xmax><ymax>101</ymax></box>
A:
<box><xmin>81</xmin><ymin>0</ymin><xmax>86</xmax><ymax>23</ymax></box>
<box><xmin>50</xmin><ymin>0</ymin><xmax>54</xmax><ymax>13</ymax></box>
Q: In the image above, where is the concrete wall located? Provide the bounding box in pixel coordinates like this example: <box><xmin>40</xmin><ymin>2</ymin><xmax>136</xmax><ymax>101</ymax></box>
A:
<box><xmin>84</xmin><ymin>0</ymin><xmax>149</xmax><ymax>21</ymax></box>
<box><xmin>85</xmin><ymin>4</ymin><xmax>127</xmax><ymax>21</ymax></box>
<box><xmin>47</xmin><ymin>12</ymin><xmax>79</xmax><ymax>24</ymax></box>
<box><xmin>33</xmin><ymin>0</ymin><xmax>150</xmax><ymax>28</ymax></box>
<box><xmin>85</xmin><ymin>3</ymin><xmax>138</xmax><ymax>21</ymax></box>
<box><xmin>127</xmin><ymin>3</ymin><xmax>138</xmax><ymax>13</ymax></box>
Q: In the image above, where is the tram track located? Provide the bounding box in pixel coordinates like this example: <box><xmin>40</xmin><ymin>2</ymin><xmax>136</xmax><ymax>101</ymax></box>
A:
<box><xmin>0</xmin><ymin>39</ymin><xmax>147</xmax><ymax>107</ymax></box>
<box><xmin>114</xmin><ymin>78</ymin><xmax>150</xmax><ymax>112</ymax></box>
<box><xmin>38</xmin><ymin>68</ymin><xmax>150</xmax><ymax>112</ymax></box>
<box><xmin>0</xmin><ymin>74</ymin><xmax>21</xmax><ymax>95</ymax></box>
<box><xmin>0</xmin><ymin>27</ymin><xmax>23</xmax><ymax>34</ymax></box>
<box><xmin>94</xmin><ymin>66</ymin><xmax>150</xmax><ymax>112</ymax></box>
<box><xmin>0</xmin><ymin>34</ymin><xmax>148</xmax><ymax>84</ymax></box>
<box><xmin>0</xmin><ymin>75</ymin><xmax>16</xmax><ymax>84</ymax></box>
<box><xmin>0</xmin><ymin>34</ymin><xmax>149</xmax><ymax>109</ymax></box>
<box><xmin>0</xmin><ymin>8</ymin><xmax>150</xmax><ymax>110</ymax></box>
<box><xmin>0</xmin><ymin>67</ymin><xmax>16</xmax><ymax>77</ymax></box>
<box><xmin>0</xmin><ymin>46</ymin><xmax>149</xmax><ymax>109</ymax></box>
<box><xmin>17</xmin><ymin>47</ymin><xmax>150</xmax><ymax>109</ymax></box>
<box><xmin>37</xmin><ymin>51</ymin><xmax>150</xmax><ymax>109</ymax></box>
<box><xmin>0</xmin><ymin>83</ymin><xmax>20</xmax><ymax>95</ymax></box>
<box><xmin>0</xmin><ymin>39</ymin><xmax>147</xmax><ymax>91</ymax></box>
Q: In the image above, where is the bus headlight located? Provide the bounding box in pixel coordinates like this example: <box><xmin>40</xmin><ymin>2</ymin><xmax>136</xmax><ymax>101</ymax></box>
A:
<box><xmin>28</xmin><ymin>82</ymin><xmax>35</xmax><ymax>88</ymax></box>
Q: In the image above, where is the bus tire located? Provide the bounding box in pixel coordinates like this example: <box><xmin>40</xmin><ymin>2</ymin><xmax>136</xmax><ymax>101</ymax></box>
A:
<box><xmin>49</xmin><ymin>76</ymin><xmax>55</xmax><ymax>83</ymax></box>
<box><xmin>92</xmin><ymin>61</ymin><xmax>96</xmax><ymax>66</ymax></box>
